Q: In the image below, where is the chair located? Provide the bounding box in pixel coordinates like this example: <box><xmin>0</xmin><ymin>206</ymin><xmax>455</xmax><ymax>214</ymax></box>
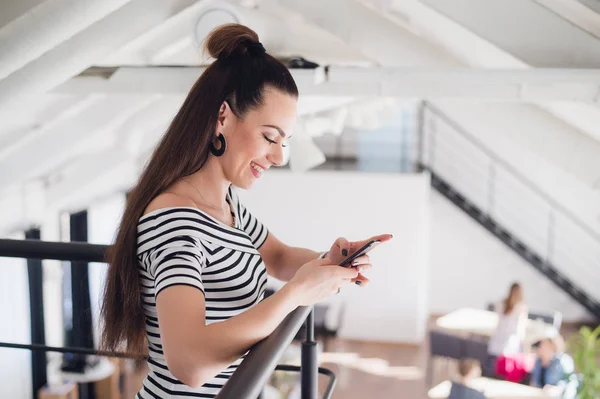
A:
<box><xmin>463</xmin><ymin>337</ymin><xmax>494</xmax><ymax>377</ymax></box>
<box><xmin>488</xmin><ymin>303</ymin><xmax>563</xmax><ymax>330</ymax></box>
<box><xmin>427</xmin><ymin>330</ymin><xmax>465</xmax><ymax>387</ymax></box>
<box><xmin>429</xmin><ymin>330</ymin><xmax>464</xmax><ymax>359</ymax></box>
<box><xmin>528</xmin><ymin>310</ymin><xmax>563</xmax><ymax>330</ymax></box>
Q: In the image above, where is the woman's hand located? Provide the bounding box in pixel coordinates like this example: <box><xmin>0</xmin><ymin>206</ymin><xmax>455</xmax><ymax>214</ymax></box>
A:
<box><xmin>286</xmin><ymin>258</ymin><xmax>359</xmax><ymax>307</ymax></box>
<box><xmin>325</xmin><ymin>234</ymin><xmax>393</xmax><ymax>286</ymax></box>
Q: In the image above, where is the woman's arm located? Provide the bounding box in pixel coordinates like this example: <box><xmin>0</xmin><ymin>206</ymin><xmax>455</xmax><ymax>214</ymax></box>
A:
<box><xmin>157</xmin><ymin>259</ymin><xmax>359</xmax><ymax>388</ymax></box>
<box><xmin>157</xmin><ymin>283</ymin><xmax>298</xmax><ymax>387</ymax></box>
<box><xmin>517</xmin><ymin>304</ymin><xmax>528</xmax><ymax>343</ymax></box>
<box><xmin>259</xmin><ymin>233</ymin><xmax>320</xmax><ymax>281</ymax></box>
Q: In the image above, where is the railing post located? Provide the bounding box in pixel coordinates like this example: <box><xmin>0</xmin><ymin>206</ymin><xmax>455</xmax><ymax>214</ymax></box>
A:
<box><xmin>25</xmin><ymin>228</ymin><xmax>47</xmax><ymax>399</ymax></box>
<box><xmin>301</xmin><ymin>308</ymin><xmax>318</xmax><ymax>399</ymax></box>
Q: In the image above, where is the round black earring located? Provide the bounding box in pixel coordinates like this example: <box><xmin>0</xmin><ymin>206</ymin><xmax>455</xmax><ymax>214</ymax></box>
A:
<box><xmin>210</xmin><ymin>133</ymin><xmax>226</xmax><ymax>156</ymax></box>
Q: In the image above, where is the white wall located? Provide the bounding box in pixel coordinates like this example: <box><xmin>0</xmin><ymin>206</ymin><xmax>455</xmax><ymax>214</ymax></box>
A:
<box><xmin>429</xmin><ymin>190</ymin><xmax>592</xmax><ymax>321</ymax></box>
<box><xmin>40</xmin><ymin>209</ymin><xmax>64</xmax><ymax>378</ymax></box>
<box><xmin>0</xmin><ymin>232</ymin><xmax>33</xmax><ymax>399</ymax></box>
<box><xmin>239</xmin><ymin>170</ymin><xmax>431</xmax><ymax>343</ymax></box>
<box><xmin>88</xmin><ymin>193</ymin><xmax>126</xmax><ymax>348</ymax></box>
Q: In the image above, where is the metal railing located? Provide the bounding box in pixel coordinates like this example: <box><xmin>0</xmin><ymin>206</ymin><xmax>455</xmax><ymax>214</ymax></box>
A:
<box><xmin>0</xmin><ymin>238</ymin><xmax>336</xmax><ymax>399</ymax></box>
<box><xmin>420</xmin><ymin>102</ymin><xmax>600</xmax><ymax>316</ymax></box>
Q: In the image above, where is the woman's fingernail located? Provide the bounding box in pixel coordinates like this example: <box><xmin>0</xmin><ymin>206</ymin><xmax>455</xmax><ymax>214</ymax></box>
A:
<box><xmin>355</xmin><ymin>281</ymin><xmax>362</xmax><ymax>285</ymax></box>
<box><xmin>342</xmin><ymin>249</ymin><xmax>348</xmax><ymax>256</ymax></box>
<box><xmin>352</xmin><ymin>260</ymin><xmax>359</xmax><ymax>266</ymax></box>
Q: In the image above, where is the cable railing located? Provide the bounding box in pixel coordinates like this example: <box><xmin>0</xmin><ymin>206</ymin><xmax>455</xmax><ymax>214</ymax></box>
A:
<box><xmin>0</xmin><ymin>238</ymin><xmax>336</xmax><ymax>399</ymax></box>
<box><xmin>420</xmin><ymin>102</ymin><xmax>600</xmax><ymax>317</ymax></box>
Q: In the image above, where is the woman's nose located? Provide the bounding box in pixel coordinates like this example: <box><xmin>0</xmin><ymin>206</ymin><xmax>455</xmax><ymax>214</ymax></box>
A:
<box><xmin>267</xmin><ymin>144</ymin><xmax>284</xmax><ymax>166</ymax></box>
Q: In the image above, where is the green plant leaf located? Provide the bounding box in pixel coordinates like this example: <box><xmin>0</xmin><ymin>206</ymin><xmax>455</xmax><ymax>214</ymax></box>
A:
<box><xmin>572</xmin><ymin>325</ymin><xmax>600</xmax><ymax>398</ymax></box>
<box><xmin>591</xmin><ymin>325</ymin><xmax>600</xmax><ymax>340</ymax></box>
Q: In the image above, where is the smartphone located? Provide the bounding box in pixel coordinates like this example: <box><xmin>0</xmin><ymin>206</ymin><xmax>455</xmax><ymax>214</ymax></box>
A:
<box><xmin>338</xmin><ymin>240</ymin><xmax>381</xmax><ymax>267</ymax></box>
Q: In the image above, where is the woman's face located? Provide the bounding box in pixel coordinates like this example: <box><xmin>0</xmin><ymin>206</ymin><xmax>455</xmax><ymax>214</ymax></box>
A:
<box><xmin>217</xmin><ymin>87</ymin><xmax>297</xmax><ymax>189</ymax></box>
<box><xmin>514</xmin><ymin>286</ymin><xmax>522</xmax><ymax>301</ymax></box>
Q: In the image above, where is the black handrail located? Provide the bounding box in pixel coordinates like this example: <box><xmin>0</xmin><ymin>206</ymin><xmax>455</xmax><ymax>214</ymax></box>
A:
<box><xmin>0</xmin><ymin>342</ymin><xmax>139</xmax><ymax>359</ymax></box>
<box><xmin>215</xmin><ymin>306</ymin><xmax>313</xmax><ymax>398</ymax></box>
<box><xmin>0</xmin><ymin>341</ymin><xmax>338</xmax><ymax>399</ymax></box>
<box><xmin>423</xmin><ymin>102</ymin><xmax>600</xmax><ymax>244</ymax></box>
<box><xmin>0</xmin><ymin>238</ymin><xmax>108</xmax><ymax>262</ymax></box>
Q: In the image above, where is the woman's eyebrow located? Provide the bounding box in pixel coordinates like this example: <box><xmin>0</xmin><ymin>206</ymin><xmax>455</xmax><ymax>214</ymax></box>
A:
<box><xmin>262</xmin><ymin>124</ymin><xmax>287</xmax><ymax>138</ymax></box>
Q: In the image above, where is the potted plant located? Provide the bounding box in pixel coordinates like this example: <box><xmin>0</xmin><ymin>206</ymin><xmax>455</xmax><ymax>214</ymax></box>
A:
<box><xmin>568</xmin><ymin>324</ymin><xmax>600</xmax><ymax>399</ymax></box>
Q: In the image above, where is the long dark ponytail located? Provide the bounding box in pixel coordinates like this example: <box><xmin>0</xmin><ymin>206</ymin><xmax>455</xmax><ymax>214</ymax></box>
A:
<box><xmin>100</xmin><ymin>23</ymin><xmax>298</xmax><ymax>355</ymax></box>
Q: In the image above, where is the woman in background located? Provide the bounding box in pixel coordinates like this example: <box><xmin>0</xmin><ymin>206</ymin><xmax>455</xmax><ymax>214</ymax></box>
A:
<box><xmin>486</xmin><ymin>282</ymin><xmax>528</xmax><ymax>378</ymax></box>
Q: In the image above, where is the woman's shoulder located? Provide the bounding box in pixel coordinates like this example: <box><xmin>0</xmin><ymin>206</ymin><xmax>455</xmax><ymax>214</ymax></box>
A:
<box><xmin>556</xmin><ymin>352</ymin><xmax>574</xmax><ymax>367</ymax></box>
<box><xmin>143</xmin><ymin>192</ymin><xmax>196</xmax><ymax>216</ymax></box>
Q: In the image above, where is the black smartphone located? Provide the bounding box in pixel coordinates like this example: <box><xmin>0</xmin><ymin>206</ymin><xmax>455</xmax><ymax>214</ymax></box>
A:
<box><xmin>339</xmin><ymin>240</ymin><xmax>381</xmax><ymax>267</ymax></box>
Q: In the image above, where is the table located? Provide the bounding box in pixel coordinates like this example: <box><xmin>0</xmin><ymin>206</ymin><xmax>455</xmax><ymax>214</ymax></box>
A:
<box><xmin>56</xmin><ymin>357</ymin><xmax>116</xmax><ymax>399</ymax></box>
<box><xmin>435</xmin><ymin>308</ymin><xmax>552</xmax><ymax>342</ymax></box>
<box><xmin>428</xmin><ymin>377</ymin><xmax>549</xmax><ymax>399</ymax></box>
<box><xmin>58</xmin><ymin>357</ymin><xmax>115</xmax><ymax>383</ymax></box>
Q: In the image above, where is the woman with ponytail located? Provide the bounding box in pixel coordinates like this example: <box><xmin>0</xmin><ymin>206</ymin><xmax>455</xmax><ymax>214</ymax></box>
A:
<box><xmin>100</xmin><ymin>23</ymin><xmax>391</xmax><ymax>397</ymax></box>
<box><xmin>487</xmin><ymin>282</ymin><xmax>529</xmax><ymax>380</ymax></box>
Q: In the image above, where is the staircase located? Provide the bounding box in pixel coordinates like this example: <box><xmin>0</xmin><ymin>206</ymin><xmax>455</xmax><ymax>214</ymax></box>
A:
<box><xmin>419</xmin><ymin>102</ymin><xmax>600</xmax><ymax>319</ymax></box>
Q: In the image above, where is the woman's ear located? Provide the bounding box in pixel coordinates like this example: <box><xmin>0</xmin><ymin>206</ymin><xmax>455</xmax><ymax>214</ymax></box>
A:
<box><xmin>217</xmin><ymin>100</ymin><xmax>231</xmax><ymax>131</ymax></box>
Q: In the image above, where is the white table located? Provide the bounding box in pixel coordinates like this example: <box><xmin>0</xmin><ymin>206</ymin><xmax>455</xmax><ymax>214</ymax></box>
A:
<box><xmin>57</xmin><ymin>357</ymin><xmax>116</xmax><ymax>383</ymax></box>
<box><xmin>428</xmin><ymin>377</ymin><xmax>549</xmax><ymax>399</ymax></box>
<box><xmin>435</xmin><ymin>308</ymin><xmax>552</xmax><ymax>342</ymax></box>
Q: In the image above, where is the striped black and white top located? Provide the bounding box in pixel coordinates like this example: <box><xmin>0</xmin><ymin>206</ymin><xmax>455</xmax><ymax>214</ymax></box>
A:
<box><xmin>136</xmin><ymin>186</ymin><xmax>269</xmax><ymax>398</ymax></box>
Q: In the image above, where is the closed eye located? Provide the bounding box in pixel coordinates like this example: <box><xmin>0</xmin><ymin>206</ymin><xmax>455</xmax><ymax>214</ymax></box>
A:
<box><xmin>263</xmin><ymin>134</ymin><xmax>287</xmax><ymax>148</ymax></box>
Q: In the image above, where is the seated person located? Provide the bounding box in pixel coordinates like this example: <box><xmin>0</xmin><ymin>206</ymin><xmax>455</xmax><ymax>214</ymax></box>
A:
<box><xmin>448</xmin><ymin>359</ymin><xmax>487</xmax><ymax>399</ymax></box>
<box><xmin>530</xmin><ymin>327</ymin><xmax>578</xmax><ymax>399</ymax></box>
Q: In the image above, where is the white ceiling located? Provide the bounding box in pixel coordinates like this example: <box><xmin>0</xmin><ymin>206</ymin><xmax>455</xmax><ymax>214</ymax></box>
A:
<box><xmin>1</xmin><ymin>0</ymin><xmax>600</xmax><ymax>236</ymax></box>
<box><xmin>421</xmin><ymin>0</ymin><xmax>600</xmax><ymax>68</ymax></box>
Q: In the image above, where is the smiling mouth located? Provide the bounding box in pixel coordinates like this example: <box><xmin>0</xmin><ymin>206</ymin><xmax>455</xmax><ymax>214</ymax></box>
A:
<box><xmin>251</xmin><ymin>161</ymin><xmax>265</xmax><ymax>177</ymax></box>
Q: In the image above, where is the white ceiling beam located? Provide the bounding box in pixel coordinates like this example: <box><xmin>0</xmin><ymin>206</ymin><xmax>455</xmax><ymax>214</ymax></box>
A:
<box><xmin>45</xmin><ymin>151</ymin><xmax>137</xmax><ymax>214</ymax></box>
<box><xmin>53</xmin><ymin>66</ymin><xmax>600</xmax><ymax>102</ymax></box>
<box><xmin>0</xmin><ymin>0</ymin><xmax>195</xmax><ymax>111</ymax></box>
<box><xmin>419</xmin><ymin>0</ymin><xmax>600</xmax><ymax>68</ymax></box>
<box><xmin>0</xmin><ymin>97</ymin><xmax>180</xmax><ymax>231</ymax></box>
<box><xmin>98</xmin><ymin>0</ymin><xmax>214</xmax><ymax>66</ymax></box>
<box><xmin>279</xmin><ymin>0</ymin><xmax>460</xmax><ymax>67</ymax></box>
<box><xmin>0</xmin><ymin>0</ymin><xmax>46</xmax><ymax>29</ymax></box>
<box><xmin>533</xmin><ymin>0</ymin><xmax>600</xmax><ymax>40</ymax></box>
<box><xmin>100</xmin><ymin>0</ymin><xmax>289</xmax><ymax>66</ymax></box>
<box><xmin>0</xmin><ymin>0</ymin><xmax>132</xmax><ymax>81</ymax></box>
<box><xmin>0</xmin><ymin>95</ymin><xmax>159</xmax><ymax>188</ymax></box>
